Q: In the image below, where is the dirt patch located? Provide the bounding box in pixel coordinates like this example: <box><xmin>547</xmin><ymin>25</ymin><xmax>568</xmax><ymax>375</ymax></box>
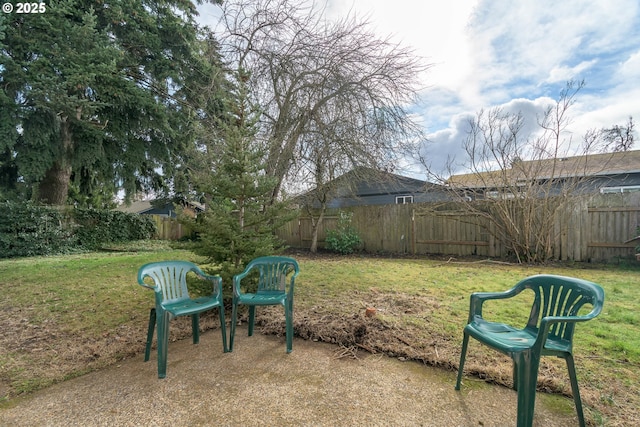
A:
<box><xmin>0</xmin><ymin>306</ymin><xmax>199</xmax><ymax>399</ymax></box>
<box><xmin>259</xmin><ymin>293</ymin><xmax>460</xmax><ymax>370</ymax></box>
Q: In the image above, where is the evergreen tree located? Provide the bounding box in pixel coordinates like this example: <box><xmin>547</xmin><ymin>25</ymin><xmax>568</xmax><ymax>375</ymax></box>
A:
<box><xmin>0</xmin><ymin>0</ymin><xmax>224</xmax><ymax>205</ymax></box>
<box><xmin>186</xmin><ymin>70</ymin><xmax>293</xmax><ymax>277</ymax></box>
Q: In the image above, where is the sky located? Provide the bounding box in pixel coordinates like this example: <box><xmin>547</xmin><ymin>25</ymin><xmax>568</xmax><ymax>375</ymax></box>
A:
<box><xmin>324</xmin><ymin>0</ymin><xmax>640</xmax><ymax>177</ymax></box>
<box><xmin>200</xmin><ymin>0</ymin><xmax>640</xmax><ymax>179</ymax></box>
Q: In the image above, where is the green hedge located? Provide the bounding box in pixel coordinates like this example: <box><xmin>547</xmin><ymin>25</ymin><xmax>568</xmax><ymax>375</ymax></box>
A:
<box><xmin>0</xmin><ymin>201</ymin><xmax>73</xmax><ymax>257</ymax></box>
<box><xmin>73</xmin><ymin>208</ymin><xmax>156</xmax><ymax>249</ymax></box>
<box><xmin>0</xmin><ymin>201</ymin><xmax>156</xmax><ymax>258</ymax></box>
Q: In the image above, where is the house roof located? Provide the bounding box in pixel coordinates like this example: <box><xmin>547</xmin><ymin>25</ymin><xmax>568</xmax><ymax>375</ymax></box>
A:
<box><xmin>447</xmin><ymin>150</ymin><xmax>640</xmax><ymax>189</ymax></box>
<box><xmin>296</xmin><ymin>167</ymin><xmax>431</xmax><ymax>200</ymax></box>
<box><xmin>115</xmin><ymin>199</ymin><xmax>205</xmax><ymax>214</ymax></box>
<box><xmin>337</xmin><ymin>167</ymin><xmax>429</xmax><ymax>196</ymax></box>
<box><xmin>115</xmin><ymin>200</ymin><xmax>157</xmax><ymax>214</ymax></box>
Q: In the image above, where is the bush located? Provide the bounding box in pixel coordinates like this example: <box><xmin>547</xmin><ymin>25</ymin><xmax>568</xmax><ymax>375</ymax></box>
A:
<box><xmin>73</xmin><ymin>209</ymin><xmax>156</xmax><ymax>249</ymax></box>
<box><xmin>0</xmin><ymin>201</ymin><xmax>76</xmax><ymax>258</ymax></box>
<box><xmin>0</xmin><ymin>201</ymin><xmax>157</xmax><ymax>258</ymax></box>
<box><xmin>325</xmin><ymin>211</ymin><xmax>361</xmax><ymax>255</ymax></box>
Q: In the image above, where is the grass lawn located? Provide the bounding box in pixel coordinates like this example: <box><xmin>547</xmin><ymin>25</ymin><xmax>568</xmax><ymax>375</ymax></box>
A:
<box><xmin>0</xmin><ymin>243</ymin><xmax>638</xmax><ymax>426</ymax></box>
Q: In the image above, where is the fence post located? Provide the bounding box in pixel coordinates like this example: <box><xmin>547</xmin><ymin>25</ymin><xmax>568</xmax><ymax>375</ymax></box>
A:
<box><xmin>411</xmin><ymin>208</ymin><xmax>416</xmax><ymax>255</ymax></box>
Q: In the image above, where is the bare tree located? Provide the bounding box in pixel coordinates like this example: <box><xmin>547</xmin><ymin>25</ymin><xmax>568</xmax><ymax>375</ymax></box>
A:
<box><xmin>599</xmin><ymin>116</ymin><xmax>635</xmax><ymax>152</ymax></box>
<box><xmin>427</xmin><ymin>81</ymin><xmax>618</xmax><ymax>262</ymax></box>
<box><xmin>295</xmin><ymin>132</ymin><xmax>343</xmax><ymax>253</ymax></box>
<box><xmin>216</xmin><ymin>0</ymin><xmax>429</xmax><ymax>209</ymax></box>
<box><xmin>293</xmin><ymin>107</ymin><xmax>411</xmax><ymax>252</ymax></box>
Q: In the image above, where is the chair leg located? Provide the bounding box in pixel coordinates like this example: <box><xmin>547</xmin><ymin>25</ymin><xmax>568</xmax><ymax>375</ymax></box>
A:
<box><xmin>455</xmin><ymin>332</ymin><xmax>470</xmax><ymax>390</ymax></box>
<box><xmin>191</xmin><ymin>313</ymin><xmax>200</xmax><ymax>345</ymax></box>
<box><xmin>219</xmin><ymin>306</ymin><xmax>229</xmax><ymax>353</ymax></box>
<box><xmin>285</xmin><ymin>300</ymin><xmax>293</xmax><ymax>353</ymax></box>
<box><xmin>230</xmin><ymin>299</ymin><xmax>238</xmax><ymax>352</ymax></box>
<box><xmin>248</xmin><ymin>306</ymin><xmax>256</xmax><ymax>337</ymax></box>
<box><xmin>144</xmin><ymin>308</ymin><xmax>156</xmax><ymax>362</ymax></box>
<box><xmin>514</xmin><ymin>352</ymin><xmax>539</xmax><ymax>427</ymax></box>
<box><xmin>565</xmin><ymin>354</ymin><xmax>586</xmax><ymax>427</ymax></box>
<box><xmin>157</xmin><ymin>310</ymin><xmax>170</xmax><ymax>379</ymax></box>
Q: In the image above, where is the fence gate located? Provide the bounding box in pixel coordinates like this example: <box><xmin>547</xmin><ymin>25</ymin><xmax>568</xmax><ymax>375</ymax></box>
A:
<box><xmin>411</xmin><ymin>209</ymin><xmax>500</xmax><ymax>257</ymax></box>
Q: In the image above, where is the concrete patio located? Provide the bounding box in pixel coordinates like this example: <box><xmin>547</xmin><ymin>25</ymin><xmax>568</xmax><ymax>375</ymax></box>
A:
<box><xmin>0</xmin><ymin>328</ymin><xmax>580</xmax><ymax>426</ymax></box>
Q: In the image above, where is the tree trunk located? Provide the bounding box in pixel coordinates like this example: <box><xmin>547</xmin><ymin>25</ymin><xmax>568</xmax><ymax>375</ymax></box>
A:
<box><xmin>37</xmin><ymin>115</ymin><xmax>74</xmax><ymax>205</ymax></box>
<box><xmin>38</xmin><ymin>162</ymin><xmax>72</xmax><ymax>205</ymax></box>
<box><xmin>309</xmin><ymin>204</ymin><xmax>326</xmax><ymax>253</ymax></box>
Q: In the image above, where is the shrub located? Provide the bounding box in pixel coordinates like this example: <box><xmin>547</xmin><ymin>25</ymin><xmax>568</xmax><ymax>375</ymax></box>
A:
<box><xmin>73</xmin><ymin>209</ymin><xmax>156</xmax><ymax>249</ymax></box>
<box><xmin>325</xmin><ymin>211</ymin><xmax>361</xmax><ymax>255</ymax></box>
<box><xmin>0</xmin><ymin>201</ymin><xmax>157</xmax><ymax>258</ymax></box>
<box><xmin>0</xmin><ymin>201</ymin><xmax>76</xmax><ymax>258</ymax></box>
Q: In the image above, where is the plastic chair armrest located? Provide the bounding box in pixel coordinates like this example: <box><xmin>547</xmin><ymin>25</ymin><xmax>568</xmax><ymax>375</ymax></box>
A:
<box><xmin>233</xmin><ymin>269</ymin><xmax>252</xmax><ymax>298</ymax></box>
<box><xmin>138</xmin><ymin>278</ymin><xmax>156</xmax><ymax>291</ymax></box>
<box><xmin>191</xmin><ymin>266</ymin><xmax>223</xmax><ymax>298</ymax></box>
<box><xmin>538</xmin><ymin>309</ymin><xmax>601</xmax><ymax>334</ymax></box>
<box><xmin>204</xmin><ymin>274</ymin><xmax>223</xmax><ymax>298</ymax></box>
<box><xmin>534</xmin><ymin>307</ymin><xmax>602</xmax><ymax>350</ymax></box>
<box><xmin>468</xmin><ymin>286</ymin><xmax>523</xmax><ymax>320</ymax></box>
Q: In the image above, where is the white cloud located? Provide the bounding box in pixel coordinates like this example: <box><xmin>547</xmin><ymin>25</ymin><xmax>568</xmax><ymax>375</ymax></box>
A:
<box><xmin>421</xmin><ymin>97</ymin><xmax>557</xmax><ymax>176</ymax></box>
<box><xmin>462</xmin><ymin>0</ymin><xmax>639</xmax><ymax>102</ymax></box>
<box><xmin>545</xmin><ymin>60</ymin><xmax>599</xmax><ymax>85</ymax></box>
<box><xmin>616</xmin><ymin>50</ymin><xmax>640</xmax><ymax>84</ymax></box>
<box><xmin>421</xmin><ymin>117</ymin><xmax>472</xmax><ymax>179</ymax></box>
<box><xmin>326</xmin><ymin>0</ymin><xmax>478</xmax><ymax>96</ymax></box>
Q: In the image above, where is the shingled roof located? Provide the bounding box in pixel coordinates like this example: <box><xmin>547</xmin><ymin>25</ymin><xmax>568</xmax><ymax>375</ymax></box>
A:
<box><xmin>447</xmin><ymin>150</ymin><xmax>640</xmax><ymax>189</ymax></box>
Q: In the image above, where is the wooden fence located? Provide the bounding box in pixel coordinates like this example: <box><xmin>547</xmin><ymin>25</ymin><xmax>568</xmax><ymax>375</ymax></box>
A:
<box><xmin>150</xmin><ymin>215</ymin><xmax>191</xmax><ymax>240</ymax></box>
<box><xmin>277</xmin><ymin>193</ymin><xmax>640</xmax><ymax>262</ymax></box>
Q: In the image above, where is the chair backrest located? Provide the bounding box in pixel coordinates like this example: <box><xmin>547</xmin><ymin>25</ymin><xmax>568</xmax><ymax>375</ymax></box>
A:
<box><xmin>138</xmin><ymin>261</ymin><xmax>201</xmax><ymax>304</ymax></box>
<box><xmin>238</xmin><ymin>256</ymin><xmax>299</xmax><ymax>295</ymax></box>
<box><xmin>518</xmin><ymin>274</ymin><xmax>604</xmax><ymax>342</ymax></box>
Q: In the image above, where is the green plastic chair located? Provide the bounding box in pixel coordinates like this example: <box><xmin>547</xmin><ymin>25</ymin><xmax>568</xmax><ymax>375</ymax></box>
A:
<box><xmin>230</xmin><ymin>256</ymin><xmax>300</xmax><ymax>353</ymax></box>
<box><xmin>455</xmin><ymin>274</ymin><xmax>604</xmax><ymax>427</ymax></box>
<box><xmin>138</xmin><ymin>261</ymin><xmax>228</xmax><ymax>378</ymax></box>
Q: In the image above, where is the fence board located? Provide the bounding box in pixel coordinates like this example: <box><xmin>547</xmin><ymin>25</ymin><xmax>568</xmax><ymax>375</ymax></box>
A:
<box><xmin>150</xmin><ymin>215</ymin><xmax>190</xmax><ymax>240</ymax></box>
